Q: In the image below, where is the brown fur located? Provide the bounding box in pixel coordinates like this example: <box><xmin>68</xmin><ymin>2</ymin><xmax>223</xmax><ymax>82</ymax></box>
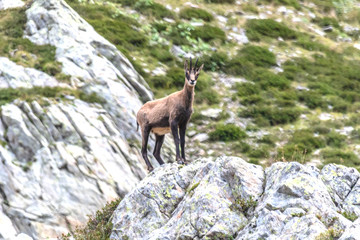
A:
<box><xmin>137</xmin><ymin>58</ymin><xmax>204</xmax><ymax>172</ymax></box>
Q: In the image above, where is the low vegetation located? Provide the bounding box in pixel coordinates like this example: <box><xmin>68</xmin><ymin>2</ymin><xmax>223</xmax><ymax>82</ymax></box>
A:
<box><xmin>61</xmin><ymin>199</ymin><xmax>121</xmax><ymax>240</ymax></box>
<box><xmin>179</xmin><ymin>7</ymin><xmax>214</xmax><ymax>22</ymax></box>
<box><xmin>245</xmin><ymin>19</ymin><xmax>298</xmax><ymax>41</ymax></box>
<box><xmin>209</xmin><ymin>124</ymin><xmax>247</xmax><ymax>141</ymax></box>
<box><xmin>0</xmin><ymin>87</ymin><xmax>104</xmax><ymax>106</ymax></box>
<box><xmin>0</xmin><ymin>7</ymin><xmax>65</xmax><ymax>79</ymax></box>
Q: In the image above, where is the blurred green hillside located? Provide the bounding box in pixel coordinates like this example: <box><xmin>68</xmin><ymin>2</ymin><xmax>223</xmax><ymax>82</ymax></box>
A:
<box><xmin>51</xmin><ymin>0</ymin><xmax>360</xmax><ymax>171</ymax></box>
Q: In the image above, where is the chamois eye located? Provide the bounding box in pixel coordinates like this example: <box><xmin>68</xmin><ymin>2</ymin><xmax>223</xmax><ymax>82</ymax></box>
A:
<box><xmin>186</xmin><ymin>73</ymin><xmax>190</xmax><ymax>80</ymax></box>
<box><xmin>195</xmin><ymin>75</ymin><xmax>199</xmax><ymax>80</ymax></box>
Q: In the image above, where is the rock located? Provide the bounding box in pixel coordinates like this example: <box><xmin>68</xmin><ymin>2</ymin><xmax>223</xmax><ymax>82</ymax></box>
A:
<box><xmin>192</xmin><ymin>133</ymin><xmax>209</xmax><ymax>142</ymax></box>
<box><xmin>171</xmin><ymin>45</ymin><xmax>194</xmax><ymax>58</ymax></box>
<box><xmin>200</xmin><ymin>108</ymin><xmax>222</xmax><ymax>119</ymax></box>
<box><xmin>0</xmin><ymin>57</ymin><xmax>60</xmax><ymax>88</ymax></box>
<box><xmin>339</xmin><ymin>218</ymin><xmax>360</xmax><ymax>240</ymax></box>
<box><xmin>323</xmin><ymin>26</ymin><xmax>334</xmax><ymax>32</ymax></box>
<box><xmin>111</xmin><ymin>156</ymin><xmax>264</xmax><ymax>239</ymax></box>
<box><xmin>228</xmin><ymin>30</ymin><xmax>249</xmax><ymax>44</ymax></box>
<box><xmin>25</xmin><ymin>0</ymin><xmax>153</xmax><ymax>103</ymax></box>
<box><xmin>0</xmin><ymin>0</ymin><xmax>24</xmax><ymax>10</ymax></box>
<box><xmin>111</xmin><ymin>158</ymin><xmax>360</xmax><ymax>239</ymax></box>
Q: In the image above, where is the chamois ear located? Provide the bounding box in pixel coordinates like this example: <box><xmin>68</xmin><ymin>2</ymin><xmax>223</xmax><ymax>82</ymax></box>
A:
<box><xmin>184</xmin><ymin>59</ymin><xmax>188</xmax><ymax>72</ymax></box>
<box><xmin>197</xmin><ymin>64</ymin><xmax>204</xmax><ymax>73</ymax></box>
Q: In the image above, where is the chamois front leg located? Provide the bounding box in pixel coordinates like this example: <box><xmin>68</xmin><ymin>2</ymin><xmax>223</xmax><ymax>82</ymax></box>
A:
<box><xmin>170</xmin><ymin>120</ymin><xmax>184</xmax><ymax>164</ymax></box>
<box><xmin>179</xmin><ymin>124</ymin><xmax>187</xmax><ymax>163</ymax></box>
<box><xmin>141</xmin><ymin>126</ymin><xmax>154</xmax><ymax>172</ymax></box>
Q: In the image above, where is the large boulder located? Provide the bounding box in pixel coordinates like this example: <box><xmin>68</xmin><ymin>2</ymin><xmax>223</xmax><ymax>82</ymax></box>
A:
<box><xmin>111</xmin><ymin>157</ymin><xmax>360</xmax><ymax>240</ymax></box>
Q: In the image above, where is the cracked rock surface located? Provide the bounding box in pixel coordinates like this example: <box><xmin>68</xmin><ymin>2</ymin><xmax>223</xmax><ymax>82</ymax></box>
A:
<box><xmin>111</xmin><ymin>156</ymin><xmax>360</xmax><ymax>240</ymax></box>
<box><xmin>0</xmin><ymin>0</ymin><xmax>175</xmax><ymax>239</ymax></box>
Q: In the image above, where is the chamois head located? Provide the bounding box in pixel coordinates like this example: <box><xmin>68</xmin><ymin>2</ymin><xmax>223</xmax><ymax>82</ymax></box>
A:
<box><xmin>184</xmin><ymin>58</ymin><xmax>204</xmax><ymax>87</ymax></box>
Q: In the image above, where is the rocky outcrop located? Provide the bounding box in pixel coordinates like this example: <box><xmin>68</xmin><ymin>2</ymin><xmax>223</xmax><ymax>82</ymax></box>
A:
<box><xmin>0</xmin><ymin>57</ymin><xmax>62</xmax><ymax>88</ymax></box>
<box><xmin>0</xmin><ymin>0</ymin><xmax>175</xmax><ymax>239</ymax></box>
<box><xmin>111</xmin><ymin>156</ymin><xmax>360</xmax><ymax>240</ymax></box>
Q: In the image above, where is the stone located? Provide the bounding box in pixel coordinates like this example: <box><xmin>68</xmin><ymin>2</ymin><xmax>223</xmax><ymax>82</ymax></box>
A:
<box><xmin>0</xmin><ymin>0</ymin><xmax>24</xmax><ymax>10</ymax></box>
<box><xmin>111</xmin><ymin>156</ymin><xmax>264</xmax><ymax>239</ymax></box>
<box><xmin>200</xmin><ymin>108</ymin><xmax>222</xmax><ymax>119</ymax></box>
<box><xmin>192</xmin><ymin>133</ymin><xmax>209</xmax><ymax>142</ymax></box>
<box><xmin>0</xmin><ymin>57</ymin><xmax>60</xmax><ymax>89</ymax></box>
<box><xmin>111</xmin><ymin>158</ymin><xmax>360</xmax><ymax>239</ymax></box>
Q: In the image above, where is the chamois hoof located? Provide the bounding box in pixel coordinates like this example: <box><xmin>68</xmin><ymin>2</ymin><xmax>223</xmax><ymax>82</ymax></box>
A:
<box><xmin>147</xmin><ymin>167</ymin><xmax>154</xmax><ymax>172</ymax></box>
<box><xmin>177</xmin><ymin>159</ymin><xmax>185</xmax><ymax>165</ymax></box>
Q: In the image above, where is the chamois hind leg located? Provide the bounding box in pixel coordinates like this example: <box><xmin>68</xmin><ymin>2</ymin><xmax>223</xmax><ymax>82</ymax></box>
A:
<box><xmin>141</xmin><ymin>127</ymin><xmax>153</xmax><ymax>172</ymax></box>
<box><xmin>179</xmin><ymin>125</ymin><xmax>188</xmax><ymax>164</ymax></box>
<box><xmin>153</xmin><ymin>134</ymin><xmax>165</xmax><ymax>165</ymax></box>
<box><xmin>170</xmin><ymin>120</ymin><xmax>184</xmax><ymax>164</ymax></box>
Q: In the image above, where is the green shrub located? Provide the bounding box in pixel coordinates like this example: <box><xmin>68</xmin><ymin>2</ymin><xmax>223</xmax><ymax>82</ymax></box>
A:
<box><xmin>152</xmin><ymin>22</ymin><xmax>168</xmax><ymax>32</ymax></box>
<box><xmin>69</xmin><ymin>2</ymin><xmax>147</xmax><ymax>51</ymax></box>
<box><xmin>179</xmin><ymin>7</ymin><xmax>214</xmax><ymax>22</ymax></box>
<box><xmin>202</xmin><ymin>52</ymin><xmax>229</xmax><ymax>72</ymax></box>
<box><xmin>260</xmin><ymin>0</ymin><xmax>301</xmax><ymax>10</ymax></box>
<box><xmin>298</xmin><ymin>91</ymin><xmax>327</xmax><ymax>109</ymax></box>
<box><xmin>245</xmin><ymin>19</ymin><xmax>298</xmax><ymax>41</ymax></box>
<box><xmin>238</xmin><ymin>45</ymin><xmax>277</xmax><ymax>67</ymax></box>
<box><xmin>135</xmin><ymin>0</ymin><xmax>175</xmax><ymax>19</ymax></box>
<box><xmin>278</xmin><ymin>143</ymin><xmax>309</xmax><ymax>163</ymax></box>
<box><xmin>204</xmin><ymin>0</ymin><xmax>235</xmax><ymax>3</ymax></box>
<box><xmin>252</xmin><ymin>71</ymin><xmax>290</xmax><ymax>90</ymax></box>
<box><xmin>0</xmin><ymin>87</ymin><xmax>104</xmax><ymax>106</ymax></box>
<box><xmin>60</xmin><ymin>199</ymin><xmax>121</xmax><ymax>240</ymax></box>
<box><xmin>232</xmin><ymin>141</ymin><xmax>251</xmax><ymax>153</ymax></box>
<box><xmin>209</xmin><ymin>124</ymin><xmax>247</xmax><ymax>141</ymax></box>
<box><xmin>167</xmin><ymin>67</ymin><xmax>186</xmax><ymax>88</ymax></box>
<box><xmin>167</xmin><ymin>22</ymin><xmax>194</xmax><ymax>46</ymax></box>
<box><xmin>240</xmin><ymin>95</ymin><xmax>263</xmax><ymax>105</ymax></box>
<box><xmin>257</xmin><ymin>134</ymin><xmax>276</xmax><ymax>146</ymax></box>
<box><xmin>325</xmin><ymin>131</ymin><xmax>346</xmax><ymax>148</ymax></box>
<box><xmin>240</xmin><ymin>105</ymin><xmax>301</xmax><ymax>126</ymax></box>
<box><xmin>312</xmin><ymin>17</ymin><xmax>341</xmax><ymax>30</ymax></box>
<box><xmin>150</xmin><ymin>46</ymin><xmax>174</xmax><ymax>63</ymax></box>
<box><xmin>235</xmin><ymin>82</ymin><xmax>260</xmax><ymax>96</ymax></box>
<box><xmin>321</xmin><ymin>149</ymin><xmax>360</xmax><ymax>168</ymax></box>
<box><xmin>224</xmin><ymin>57</ymin><xmax>254</xmax><ymax>76</ymax></box>
<box><xmin>248</xmin><ymin>146</ymin><xmax>270</xmax><ymax>158</ymax></box>
<box><xmin>295</xmin><ymin>35</ymin><xmax>328</xmax><ymax>51</ymax></box>
<box><xmin>242</xmin><ymin>3</ymin><xmax>259</xmax><ymax>14</ymax></box>
<box><xmin>278</xmin><ymin>129</ymin><xmax>326</xmax><ymax>162</ymax></box>
<box><xmin>191</xmin><ymin>24</ymin><xmax>226</xmax><ymax>42</ymax></box>
<box><xmin>195</xmin><ymin>88</ymin><xmax>221</xmax><ymax>105</ymax></box>
<box><xmin>312</xmin><ymin>125</ymin><xmax>330</xmax><ymax>135</ymax></box>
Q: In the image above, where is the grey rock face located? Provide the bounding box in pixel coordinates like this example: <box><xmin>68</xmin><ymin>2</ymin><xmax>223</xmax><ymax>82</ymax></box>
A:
<box><xmin>112</xmin><ymin>157</ymin><xmax>360</xmax><ymax>240</ymax></box>
<box><xmin>0</xmin><ymin>0</ymin><xmax>24</xmax><ymax>10</ymax></box>
<box><xmin>0</xmin><ymin>0</ymin><xmax>176</xmax><ymax>238</ymax></box>
<box><xmin>0</xmin><ymin>57</ymin><xmax>61</xmax><ymax>88</ymax></box>
<box><xmin>24</xmin><ymin>0</ymin><xmax>152</xmax><ymax>102</ymax></box>
<box><xmin>111</xmin><ymin>156</ymin><xmax>264</xmax><ymax>239</ymax></box>
<box><xmin>0</xmin><ymin>99</ymin><xmax>147</xmax><ymax>239</ymax></box>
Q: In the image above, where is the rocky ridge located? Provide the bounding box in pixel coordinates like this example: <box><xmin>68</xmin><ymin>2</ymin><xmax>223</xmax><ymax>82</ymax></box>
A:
<box><xmin>111</xmin><ymin>156</ymin><xmax>360</xmax><ymax>240</ymax></box>
<box><xmin>0</xmin><ymin>0</ymin><xmax>175</xmax><ymax>239</ymax></box>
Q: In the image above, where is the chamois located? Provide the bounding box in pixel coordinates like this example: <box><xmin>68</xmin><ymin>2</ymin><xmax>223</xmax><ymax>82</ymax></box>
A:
<box><xmin>136</xmin><ymin>58</ymin><xmax>204</xmax><ymax>172</ymax></box>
